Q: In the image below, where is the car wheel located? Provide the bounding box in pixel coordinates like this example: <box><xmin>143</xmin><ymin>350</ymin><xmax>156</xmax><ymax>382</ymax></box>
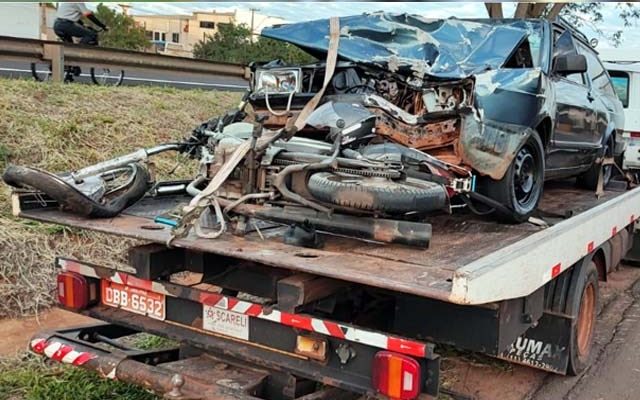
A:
<box><xmin>578</xmin><ymin>135</ymin><xmax>614</xmax><ymax>191</ymax></box>
<box><xmin>480</xmin><ymin>130</ymin><xmax>544</xmax><ymax>223</ymax></box>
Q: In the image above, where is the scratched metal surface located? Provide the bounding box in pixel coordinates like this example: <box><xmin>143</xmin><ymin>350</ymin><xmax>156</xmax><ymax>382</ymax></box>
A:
<box><xmin>19</xmin><ymin>183</ymin><xmax>620</xmax><ymax>301</ymax></box>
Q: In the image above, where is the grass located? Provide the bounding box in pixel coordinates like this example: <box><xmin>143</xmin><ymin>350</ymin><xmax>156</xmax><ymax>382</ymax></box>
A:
<box><xmin>0</xmin><ymin>333</ymin><xmax>177</xmax><ymax>400</ymax></box>
<box><xmin>0</xmin><ymin>354</ymin><xmax>159</xmax><ymax>400</ymax></box>
<box><xmin>0</xmin><ymin>78</ymin><xmax>239</xmax><ymax>399</ymax></box>
<box><xmin>124</xmin><ymin>333</ymin><xmax>178</xmax><ymax>351</ymax></box>
<box><xmin>0</xmin><ymin>78</ymin><xmax>240</xmax><ymax>319</ymax></box>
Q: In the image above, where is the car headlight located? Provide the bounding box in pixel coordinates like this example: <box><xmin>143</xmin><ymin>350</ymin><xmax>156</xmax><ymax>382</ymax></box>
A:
<box><xmin>255</xmin><ymin>68</ymin><xmax>301</xmax><ymax>94</ymax></box>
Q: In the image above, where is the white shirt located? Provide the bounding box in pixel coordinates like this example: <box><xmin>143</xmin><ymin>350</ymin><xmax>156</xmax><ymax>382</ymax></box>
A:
<box><xmin>56</xmin><ymin>3</ymin><xmax>90</xmax><ymax>22</ymax></box>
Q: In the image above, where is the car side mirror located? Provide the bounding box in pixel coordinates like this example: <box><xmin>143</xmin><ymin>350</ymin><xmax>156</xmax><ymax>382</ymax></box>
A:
<box><xmin>554</xmin><ymin>54</ymin><xmax>588</xmax><ymax>75</ymax></box>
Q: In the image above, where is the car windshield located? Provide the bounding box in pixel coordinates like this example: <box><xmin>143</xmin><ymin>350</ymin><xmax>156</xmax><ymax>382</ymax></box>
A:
<box><xmin>262</xmin><ymin>14</ymin><xmax>544</xmax><ymax>79</ymax></box>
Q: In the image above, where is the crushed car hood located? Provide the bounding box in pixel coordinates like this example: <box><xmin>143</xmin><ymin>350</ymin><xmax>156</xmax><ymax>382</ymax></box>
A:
<box><xmin>261</xmin><ymin>13</ymin><xmax>541</xmax><ymax>80</ymax></box>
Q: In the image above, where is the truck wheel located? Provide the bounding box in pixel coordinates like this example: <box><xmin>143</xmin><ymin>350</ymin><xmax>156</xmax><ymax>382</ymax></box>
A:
<box><xmin>480</xmin><ymin>131</ymin><xmax>544</xmax><ymax>223</ymax></box>
<box><xmin>578</xmin><ymin>135</ymin><xmax>614</xmax><ymax>190</ymax></box>
<box><xmin>307</xmin><ymin>172</ymin><xmax>448</xmax><ymax>214</ymax></box>
<box><xmin>567</xmin><ymin>260</ymin><xmax>599</xmax><ymax>376</ymax></box>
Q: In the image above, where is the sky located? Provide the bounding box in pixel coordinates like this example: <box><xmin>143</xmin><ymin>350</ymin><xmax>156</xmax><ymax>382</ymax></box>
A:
<box><xmin>95</xmin><ymin>2</ymin><xmax>640</xmax><ymax>49</ymax></box>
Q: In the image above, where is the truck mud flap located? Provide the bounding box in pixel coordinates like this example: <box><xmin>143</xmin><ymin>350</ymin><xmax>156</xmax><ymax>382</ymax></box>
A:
<box><xmin>29</xmin><ymin>323</ymin><xmax>272</xmax><ymax>400</ymax></box>
<box><xmin>497</xmin><ymin>311</ymin><xmax>571</xmax><ymax>374</ymax></box>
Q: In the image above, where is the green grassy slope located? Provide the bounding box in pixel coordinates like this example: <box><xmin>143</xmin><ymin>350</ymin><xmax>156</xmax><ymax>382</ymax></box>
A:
<box><xmin>0</xmin><ymin>78</ymin><xmax>239</xmax><ymax>318</ymax></box>
<box><xmin>0</xmin><ymin>78</ymin><xmax>239</xmax><ymax>399</ymax></box>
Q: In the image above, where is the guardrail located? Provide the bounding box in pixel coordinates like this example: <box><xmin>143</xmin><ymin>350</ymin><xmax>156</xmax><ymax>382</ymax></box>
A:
<box><xmin>0</xmin><ymin>35</ymin><xmax>250</xmax><ymax>83</ymax></box>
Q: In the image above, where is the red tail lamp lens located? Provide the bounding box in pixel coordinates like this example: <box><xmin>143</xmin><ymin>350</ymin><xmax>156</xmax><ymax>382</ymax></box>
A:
<box><xmin>372</xmin><ymin>351</ymin><xmax>421</xmax><ymax>399</ymax></box>
<box><xmin>57</xmin><ymin>272</ymin><xmax>97</xmax><ymax>310</ymax></box>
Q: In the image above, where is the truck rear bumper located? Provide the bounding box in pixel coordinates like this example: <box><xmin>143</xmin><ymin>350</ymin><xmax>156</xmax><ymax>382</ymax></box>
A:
<box><xmin>30</xmin><ymin>323</ymin><xmax>274</xmax><ymax>400</ymax></box>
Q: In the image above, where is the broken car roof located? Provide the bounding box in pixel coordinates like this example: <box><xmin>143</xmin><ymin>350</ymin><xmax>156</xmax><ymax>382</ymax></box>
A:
<box><xmin>261</xmin><ymin>13</ymin><xmax>541</xmax><ymax>80</ymax></box>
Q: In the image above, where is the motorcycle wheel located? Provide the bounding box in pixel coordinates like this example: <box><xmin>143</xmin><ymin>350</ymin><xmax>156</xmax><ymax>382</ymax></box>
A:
<box><xmin>307</xmin><ymin>172</ymin><xmax>448</xmax><ymax>214</ymax></box>
<box><xmin>2</xmin><ymin>163</ymin><xmax>150</xmax><ymax>218</ymax></box>
<box><xmin>90</xmin><ymin>67</ymin><xmax>125</xmax><ymax>86</ymax></box>
<box><xmin>30</xmin><ymin>62</ymin><xmax>52</xmax><ymax>82</ymax></box>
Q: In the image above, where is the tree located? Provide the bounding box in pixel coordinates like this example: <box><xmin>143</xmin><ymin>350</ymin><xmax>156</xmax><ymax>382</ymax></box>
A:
<box><xmin>485</xmin><ymin>2</ymin><xmax>640</xmax><ymax>47</ymax></box>
<box><xmin>247</xmin><ymin>37</ymin><xmax>316</xmax><ymax>64</ymax></box>
<box><xmin>557</xmin><ymin>3</ymin><xmax>640</xmax><ymax>47</ymax></box>
<box><xmin>92</xmin><ymin>3</ymin><xmax>150</xmax><ymax>51</ymax></box>
<box><xmin>193</xmin><ymin>23</ymin><xmax>254</xmax><ymax>64</ymax></box>
<box><xmin>193</xmin><ymin>22</ymin><xmax>314</xmax><ymax>65</ymax></box>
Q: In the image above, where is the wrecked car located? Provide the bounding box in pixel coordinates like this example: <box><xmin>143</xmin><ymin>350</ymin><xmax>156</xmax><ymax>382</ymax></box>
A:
<box><xmin>254</xmin><ymin>13</ymin><xmax>624</xmax><ymax>221</ymax></box>
<box><xmin>1</xmin><ymin>14</ymin><xmax>625</xmax><ymax>249</ymax></box>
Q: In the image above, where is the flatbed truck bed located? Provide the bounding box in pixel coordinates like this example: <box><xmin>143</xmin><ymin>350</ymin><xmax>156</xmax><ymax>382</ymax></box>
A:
<box><xmin>13</xmin><ymin>182</ymin><xmax>640</xmax><ymax>304</ymax></box>
<box><xmin>11</xmin><ymin>181</ymin><xmax>640</xmax><ymax>399</ymax></box>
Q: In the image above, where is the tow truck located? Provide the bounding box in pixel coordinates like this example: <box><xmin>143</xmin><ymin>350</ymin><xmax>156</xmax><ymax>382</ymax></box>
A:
<box><xmin>10</xmin><ymin>175</ymin><xmax>640</xmax><ymax>399</ymax></box>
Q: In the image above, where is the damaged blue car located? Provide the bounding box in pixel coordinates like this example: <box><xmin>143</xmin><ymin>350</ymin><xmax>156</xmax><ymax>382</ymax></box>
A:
<box><xmin>251</xmin><ymin>13</ymin><xmax>624</xmax><ymax>221</ymax></box>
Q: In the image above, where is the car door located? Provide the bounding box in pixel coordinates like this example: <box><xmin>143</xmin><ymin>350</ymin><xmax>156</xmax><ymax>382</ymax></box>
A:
<box><xmin>547</xmin><ymin>30</ymin><xmax>596</xmax><ymax>176</ymax></box>
<box><xmin>577</xmin><ymin>43</ymin><xmax>611</xmax><ymax>148</ymax></box>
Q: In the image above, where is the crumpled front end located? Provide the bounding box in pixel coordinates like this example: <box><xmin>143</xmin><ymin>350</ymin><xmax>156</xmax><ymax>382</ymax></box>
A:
<box><xmin>459</xmin><ymin>116</ymin><xmax>534</xmax><ymax>180</ymax></box>
<box><xmin>257</xmin><ymin>13</ymin><xmax>547</xmax><ymax>180</ymax></box>
<box><xmin>460</xmin><ymin>68</ymin><xmax>545</xmax><ymax>179</ymax></box>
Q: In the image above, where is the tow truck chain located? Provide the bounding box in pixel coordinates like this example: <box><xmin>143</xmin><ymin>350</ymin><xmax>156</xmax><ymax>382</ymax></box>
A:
<box><xmin>272</xmin><ymin>158</ymin><xmax>401</xmax><ymax>179</ymax></box>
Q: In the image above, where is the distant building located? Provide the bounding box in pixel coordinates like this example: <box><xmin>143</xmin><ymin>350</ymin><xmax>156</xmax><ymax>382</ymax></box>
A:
<box><xmin>0</xmin><ymin>4</ymin><xmax>286</xmax><ymax>58</ymax></box>
<box><xmin>132</xmin><ymin>9</ymin><xmax>286</xmax><ymax>58</ymax></box>
<box><xmin>0</xmin><ymin>3</ymin><xmax>56</xmax><ymax>40</ymax></box>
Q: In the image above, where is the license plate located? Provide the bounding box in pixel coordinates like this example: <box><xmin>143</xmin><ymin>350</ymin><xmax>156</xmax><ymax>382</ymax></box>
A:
<box><xmin>202</xmin><ymin>305</ymin><xmax>249</xmax><ymax>340</ymax></box>
<box><xmin>101</xmin><ymin>281</ymin><xmax>166</xmax><ymax>320</ymax></box>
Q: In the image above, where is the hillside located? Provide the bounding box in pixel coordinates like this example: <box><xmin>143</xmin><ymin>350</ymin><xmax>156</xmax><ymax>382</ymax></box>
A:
<box><xmin>0</xmin><ymin>78</ymin><xmax>240</xmax><ymax>318</ymax></box>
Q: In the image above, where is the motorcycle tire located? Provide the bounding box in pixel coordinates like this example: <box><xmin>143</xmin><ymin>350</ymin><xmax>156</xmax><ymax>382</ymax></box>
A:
<box><xmin>307</xmin><ymin>172</ymin><xmax>447</xmax><ymax>214</ymax></box>
<box><xmin>2</xmin><ymin>163</ymin><xmax>150</xmax><ymax>218</ymax></box>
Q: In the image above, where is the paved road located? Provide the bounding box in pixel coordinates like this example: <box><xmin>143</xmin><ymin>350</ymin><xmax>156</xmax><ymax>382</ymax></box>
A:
<box><xmin>0</xmin><ymin>59</ymin><xmax>248</xmax><ymax>91</ymax></box>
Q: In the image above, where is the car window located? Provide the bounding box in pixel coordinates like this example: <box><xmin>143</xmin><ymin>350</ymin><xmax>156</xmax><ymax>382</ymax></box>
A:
<box><xmin>553</xmin><ymin>30</ymin><xmax>575</xmax><ymax>58</ymax></box>
<box><xmin>578</xmin><ymin>44</ymin><xmax>616</xmax><ymax>97</ymax></box>
<box><xmin>553</xmin><ymin>30</ymin><xmax>585</xmax><ymax>85</ymax></box>
<box><xmin>609</xmin><ymin>70</ymin><xmax>630</xmax><ymax>108</ymax></box>
<box><xmin>528</xmin><ymin>32</ymin><xmax>542</xmax><ymax>68</ymax></box>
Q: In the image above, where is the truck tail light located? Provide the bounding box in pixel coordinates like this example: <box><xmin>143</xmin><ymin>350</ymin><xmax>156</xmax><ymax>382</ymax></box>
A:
<box><xmin>57</xmin><ymin>271</ymin><xmax>98</xmax><ymax>310</ymax></box>
<box><xmin>372</xmin><ymin>351</ymin><xmax>421</xmax><ymax>400</ymax></box>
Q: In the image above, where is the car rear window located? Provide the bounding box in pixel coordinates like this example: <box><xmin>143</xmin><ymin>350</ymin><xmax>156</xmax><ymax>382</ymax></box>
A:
<box><xmin>609</xmin><ymin>70</ymin><xmax>630</xmax><ymax>108</ymax></box>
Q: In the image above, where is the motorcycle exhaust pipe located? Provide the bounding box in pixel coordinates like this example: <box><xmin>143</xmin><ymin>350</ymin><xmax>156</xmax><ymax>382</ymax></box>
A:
<box><xmin>218</xmin><ymin>200</ymin><xmax>431</xmax><ymax>248</ymax></box>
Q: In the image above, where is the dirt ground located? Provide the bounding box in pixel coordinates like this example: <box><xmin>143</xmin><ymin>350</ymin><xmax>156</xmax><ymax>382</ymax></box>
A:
<box><xmin>1</xmin><ymin>265</ymin><xmax>639</xmax><ymax>399</ymax></box>
<box><xmin>442</xmin><ymin>264</ymin><xmax>640</xmax><ymax>400</ymax></box>
<box><xmin>0</xmin><ymin>308</ymin><xmax>95</xmax><ymax>358</ymax></box>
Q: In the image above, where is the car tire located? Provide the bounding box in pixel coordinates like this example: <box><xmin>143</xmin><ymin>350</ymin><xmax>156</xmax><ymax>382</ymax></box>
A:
<box><xmin>479</xmin><ymin>130</ymin><xmax>545</xmax><ymax>223</ymax></box>
<box><xmin>578</xmin><ymin>135</ymin><xmax>614</xmax><ymax>191</ymax></box>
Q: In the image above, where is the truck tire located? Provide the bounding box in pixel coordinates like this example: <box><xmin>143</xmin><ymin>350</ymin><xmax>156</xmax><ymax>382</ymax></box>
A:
<box><xmin>567</xmin><ymin>260</ymin><xmax>599</xmax><ymax>376</ymax></box>
<box><xmin>479</xmin><ymin>131</ymin><xmax>545</xmax><ymax>223</ymax></box>
<box><xmin>307</xmin><ymin>172</ymin><xmax>447</xmax><ymax>214</ymax></box>
<box><xmin>578</xmin><ymin>135</ymin><xmax>614</xmax><ymax>191</ymax></box>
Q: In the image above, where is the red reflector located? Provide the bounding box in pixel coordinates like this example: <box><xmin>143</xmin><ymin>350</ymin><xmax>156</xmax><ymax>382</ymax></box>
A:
<box><xmin>630</xmin><ymin>132</ymin><xmax>640</xmax><ymax>138</ymax></box>
<box><xmin>57</xmin><ymin>271</ymin><xmax>95</xmax><ymax>310</ymax></box>
<box><xmin>372</xmin><ymin>351</ymin><xmax>421</xmax><ymax>399</ymax></box>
